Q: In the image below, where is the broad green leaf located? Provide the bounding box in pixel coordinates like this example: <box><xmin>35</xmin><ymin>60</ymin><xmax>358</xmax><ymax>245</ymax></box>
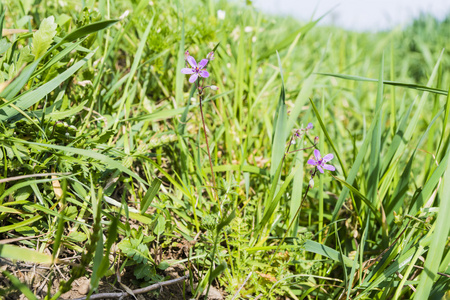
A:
<box><xmin>154</xmin><ymin>215</ymin><xmax>166</xmax><ymax>236</ymax></box>
<box><xmin>32</xmin><ymin>16</ymin><xmax>57</xmax><ymax>59</ymax></box>
<box><xmin>0</xmin><ymin>244</ymin><xmax>53</xmax><ymax>264</ymax></box>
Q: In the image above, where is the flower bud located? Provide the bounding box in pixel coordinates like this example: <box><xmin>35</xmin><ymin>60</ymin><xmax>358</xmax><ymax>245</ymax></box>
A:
<box><xmin>119</xmin><ymin>10</ymin><xmax>129</xmax><ymax>20</ymax></box>
<box><xmin>184</xmin><ymin>50</ymin><xmax>189</xmax><ymax>60</ymax></box>
<box><xmin>207</xmin><ymin>51</ymin><xmax>215</xmax><ymax>60</ymax></box>
<box><xmin>314</xmin><ymin>136</ymin><xmax>319</xmax><ymax>144</ymax></box>
<box><xmin>210</xmin><ymin>85</ymin><xmax>219</xmax><ymax>91</ymax></box>
<box><xmin>306</xmin><ymin>122</ymin><xmax>313</xmax><ymax>130</ymax></box>
<box><xmin>309</xmin><ymin>178</ymin><xmax>314</xmax><ymax>188</ymax></box>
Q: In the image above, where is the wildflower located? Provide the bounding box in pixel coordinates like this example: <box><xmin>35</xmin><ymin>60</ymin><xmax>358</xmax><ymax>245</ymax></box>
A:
<box><xmin>181</xmin><ymin>56</ymin><xmax>210</xmax><ymax>83</ymax></box>
<box><xmin>307</xmin><ymin>149</ymin><xmax>335</xmax><ymax>173</ymax></box>
<box><xmin>206</xmin><ymin>51</ymin><xmax>215</xmax><ymax>60</ymax></box>
<box><xmin>217</xmin><ymin>10</ymin><xmax>226</xmax><ymax>20</ymax></box>
<box><xmin>119</xmin><ymin>10</ymin><xmax>129</xmax><ymax>20</ymax></box>
<box><xmin>291</xmin><ymin>123</ymin><xmax>312</xmax><ymax>144</ymax></box>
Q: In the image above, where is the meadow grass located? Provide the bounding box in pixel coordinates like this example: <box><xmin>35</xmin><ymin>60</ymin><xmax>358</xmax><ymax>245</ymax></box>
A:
<box><xmin>0</xmin><ymin>0</ymin><xmax>449</xmax><ymax>299</ymax></box>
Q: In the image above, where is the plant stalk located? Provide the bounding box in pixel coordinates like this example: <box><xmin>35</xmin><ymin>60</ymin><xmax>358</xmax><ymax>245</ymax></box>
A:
<box><xmin>199</xmin><ymin>92</ymin><xmax>218</xmax><ymax>203</ymax></box>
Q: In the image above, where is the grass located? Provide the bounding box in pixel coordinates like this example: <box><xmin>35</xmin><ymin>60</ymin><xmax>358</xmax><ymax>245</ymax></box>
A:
<box><xmin>0</xmin><ymin>0</ymin><xmax>449</xmax><ymax>299</ymax></box>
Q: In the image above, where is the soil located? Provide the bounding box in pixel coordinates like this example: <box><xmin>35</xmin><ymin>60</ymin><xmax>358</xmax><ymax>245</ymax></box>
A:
<box><xmin>0</xmin><ymin>257</ymin><xmax>225</xmax><ymax>300</ymax></box>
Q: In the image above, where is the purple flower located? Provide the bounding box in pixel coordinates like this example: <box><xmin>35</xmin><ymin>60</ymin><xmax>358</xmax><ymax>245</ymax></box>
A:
<box><xmin>207</xmin><ymin>51</ymin><xmax>215</xmax><ymax>60</ymax></box>
<box><xmin>306</xmin><ymin>123</ymin><xmax>313</xmax><ymax>130</ymax></box>
<box><xmin>308</xmin><ymin>149</ymin><xmax>335</xmax><ymax>173</ymax></box>
<box><xmin>181</xmin><ymin>56</ymin><xmax>210</xmax><ymax>83</ymax></box>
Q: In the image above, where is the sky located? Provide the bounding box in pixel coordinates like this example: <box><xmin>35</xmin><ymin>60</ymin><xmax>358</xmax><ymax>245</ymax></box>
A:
<box><xmin>252</xmin><ymin>0</ymin><xmax>450</xmax><ymax>32</ymax></box>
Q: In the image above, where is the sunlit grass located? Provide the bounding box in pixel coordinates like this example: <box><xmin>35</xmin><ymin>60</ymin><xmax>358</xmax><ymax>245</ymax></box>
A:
<box><xmin>0</xmin><ymin>0</ymin><xmax>449</xmax><ymax>299</ymax></box>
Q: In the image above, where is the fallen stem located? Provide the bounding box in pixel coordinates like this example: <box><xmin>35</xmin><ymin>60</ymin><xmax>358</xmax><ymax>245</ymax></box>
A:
<box><xmin>71</xmin><ymin>275</ymin><xmax>189</xmax><ymax>300</ymax></box>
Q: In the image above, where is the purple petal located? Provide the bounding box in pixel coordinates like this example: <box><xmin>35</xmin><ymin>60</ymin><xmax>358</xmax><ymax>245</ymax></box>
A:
<box><xmin>181</xmin><ymin>68</ymin><xmax>194</xmax><ymax>74</ymax></box>
<box><xmin>307</xmin><ymin>122</ymin><xmax>313</xmax><ymax>130</ymax></box>
<box><xmin>323</xmin><ymin>164</ymin><xmax>335</xmax><ymax>171</ymax></box>
<box><xmin>317</xmin><ymin>166</ymin><xmax>324</xmax><ymax>173</ymax></box>
<box><xmin>187</xmin><ymin>56</ymin><xmax>197</xmax><ymax>68</ymax></box>
<box><xmin>188</xmin><ymin>73</ymin><xmax>199</xmax><ymax>83</ymax></box>
<box><xmin>199</xmin><ymin>70</ymin><xmax>210</xmax><ymax>78</ymax></box>
<box><xmin>307</xmin><ymin>159</ymin><xmax>317</xmax><ymax>166</ymax></box>
<box><xmin>313</xmin><ymin>149</ymin><xmax>321</xmax><ymax>161</ymax></box>
<box><xmin>322</xmin><ymin>154</ymin><xmax>334</xmax><ymax>163</ymax></box>
<box><xmin>198</xmin><ymin>59</ymin><xmax>209</xmax><ymax>69</ymax></box>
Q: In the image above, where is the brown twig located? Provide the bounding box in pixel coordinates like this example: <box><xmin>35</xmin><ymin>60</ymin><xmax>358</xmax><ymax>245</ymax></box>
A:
<box><xmin>0</xmin><ymin>172</ymin><xmax>71</xmax><ymax>184</ymax></box>
<box><xmin>0</xmin><ymin>233</ymin><xmax>46</xmax><ymax>244</ymax></box>
<box><xmin>70</xmin><ymin>275</ymin><xmax>188</xmax><ymax>300</ymax></box>
<box><xmin>231</xmin><ymin>271</ymin><xmax>252</xmax><ymax>300</ymax></box>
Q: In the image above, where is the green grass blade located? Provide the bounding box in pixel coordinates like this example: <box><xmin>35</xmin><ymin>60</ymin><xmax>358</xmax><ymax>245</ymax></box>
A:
<box><xmin>0</xmin><ymin>50</ymin><xmax>96</xmax><ymax>120</ymax></box>
<box><xmin>331</xmin><ymin>175</ymin><xmax>381</xmax><ymax>221</ymax></box>
<box><xmin>140</xmin><ymin>178</ymin><xmax>161</xmax><ymax>214</ymax></box>
<box><xmin>409</xmin><ymin>142</ymin><xmax>450</xmax><ymax>216</ymax></box>
<box><xmin>0</xmin><ymin>58</ymin><xmax>41</xmax><ymax>100</ymax></box>
<box><xmin>269</xmin><ymin>51</ymin><xmax>287</xmax><ymax>180</ymax></box>
<box><xmin>0</xmin><ymin>244</ymin><xmax>53</xmax><ymax>264</ymax></box>
<box><xmin>413</xmin><ymin>147</ymin><xmax>450</xmax><ymax>298</ymax></box>
<box><xmin>367</xmin><ymin>54</ymin><xmax>383</xmax><ymax>210</ymax></box>
<box><xmin>2</xmin><ymin>271</ymin><xmax>38</xmax><ymax>300</ymax></box>
<box><xmin>12</xmin><ymin>139</ymin><xmax>147</xmax><ymax>185</ymax></box>
<box><xmin>175</xmin><ymin>18</ymin><xmax>185</xmax><ymax>106</ymax></box>
<box><xmin>112</xmin><ymin>16</ymin><xmax>154</xmax><ymax>129</ymax></box>
<box><xmin>258</xmin><ymin>11</ymin><xmax>330</xmax><ymax>61</ymax></box>
<box><xmin>316</xmin><ymin>72</ymin><xmax>447</xmax><ymax>96</ymax></box>
<box><xmin>309</xmin><ymin>97</ymin><xmax>347</xmax><ymax>176</ymax></box>
<box><xmin>304</xmin><ymin>240</ymin><xmax>356</xmax><ymax>268</ymax></box>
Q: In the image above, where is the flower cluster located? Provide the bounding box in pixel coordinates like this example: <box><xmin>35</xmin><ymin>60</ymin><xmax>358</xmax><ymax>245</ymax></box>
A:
<box><xmin>292</xmin><ymin>122</ymin><xmax>313</xmax><ymax>144</ymax></box>
<box><xmin>289</xmin><ymin>122</ymin><xmax>335</xmax><ymax>188</ymax></box>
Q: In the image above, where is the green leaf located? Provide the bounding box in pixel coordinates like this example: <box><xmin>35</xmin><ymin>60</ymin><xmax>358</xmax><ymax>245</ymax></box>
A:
<box><xmin>12</xmin><ymin>139</ymin><xmax>147</xmax><ymax>186</ymax></box>
<box><xmin>216</xmin><ymin>210</ymin><xmax>236</xmax><ymax>233</ymax></box>
<box><xmin>414</xmin><ymin>143</ymin><xmax>450</xmax><ymax>298</ymax></box>
<box><xmin>154</xmin><ymin>215</ymin><xmax>166</xmax><ymax>236</ymax></box>
<box><xmin>0</xmin><ymin>244</ymin><xmax>53</xmax><ymax>264</ymax></box>
<box><xmin>0</xmin><ymin>50</ymin><xmax>96</xmax><ymax>121</ymax></box>
<box><xmin>140</xmin><ymin>178</ymin><xmax>161</xmax><ymax>214</ymax></box>
<box><xmin>304</xmin><ymin>240</ymin><xmax>357</xmax><ymax>268</ymax></box>
<box><xmin>209</xmin><ymin>261</ymin><xmax>227</xmax><ymax>283</ymax></box>
<box><xmin>32</xmin><ymin>16</ymin><xmax>57</xmax><ymax>59</ymax></box>
<box><xmin>157</xmin><ymin>261</ymin><xmax>170</xmax><ymax>270</ymax></box>
<box><xmin>2</xmin><ymin>271</ymin><xmax>38</xmax><ymax>300</ymax></box>
<box><xmin>316</xmin><ymin>72</ymin><xmax>447</xmax><ymax>96</ymax></box>
<box><xmin>269</xmin><ymin>51</ymin><xmax>287</xmax><ymax>180</ymax></box>
<box><xmin>117</xmin><ymin>238</ymin><xmax>152</xmax><ymax>264</ymax></box>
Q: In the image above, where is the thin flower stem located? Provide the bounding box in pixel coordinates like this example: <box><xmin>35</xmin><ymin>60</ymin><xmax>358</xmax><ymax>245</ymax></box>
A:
<box><xmin>198</xmin><ymin>91</ymin><xmax>218</xmax><ymax>203</ymax></box>
<box><xmin>287</xmin><ymin>144</ymin><xmax>317</xmax><ymax>154</ymax></box>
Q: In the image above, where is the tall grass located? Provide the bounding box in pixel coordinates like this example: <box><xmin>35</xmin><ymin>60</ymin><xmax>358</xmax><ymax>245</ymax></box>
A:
<box><xmin>0</xmin><ymin>0</ymin><xmax>449</xmax><ymax>299</ymax></box>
